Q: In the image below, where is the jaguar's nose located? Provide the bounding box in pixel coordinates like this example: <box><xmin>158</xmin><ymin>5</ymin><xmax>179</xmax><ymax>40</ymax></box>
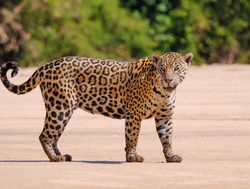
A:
<box><xmin>164</xmin><ymin>77</ymin><xmax>173</xmax><ymax>83</ymax></box>
<box><xmin>169</xmin><ymin>81</ymin><xmax>178</xmax><ymax>89</ymax></box>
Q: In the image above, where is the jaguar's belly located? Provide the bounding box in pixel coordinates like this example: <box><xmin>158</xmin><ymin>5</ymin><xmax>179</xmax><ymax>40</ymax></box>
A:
<box><xmin>78</xmin><ymin>85</ymin><xmax>126</xmax><ymax>119</ymax></box>
<box><xmin>80</xmin><ymin>101</ymin><xmax>126</xmax><ymax>119</ymax></box>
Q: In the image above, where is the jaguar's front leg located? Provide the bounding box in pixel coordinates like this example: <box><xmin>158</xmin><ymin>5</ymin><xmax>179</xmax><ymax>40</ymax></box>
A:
<box><xmin>155</xmin><ymin>115</ymin><xmax>182</xmax><ymax>163</ymax></box>
<box><xmin>125</xmin><ymin>114</ymin><xmax>144</xmax><ymax>162</ymax></box>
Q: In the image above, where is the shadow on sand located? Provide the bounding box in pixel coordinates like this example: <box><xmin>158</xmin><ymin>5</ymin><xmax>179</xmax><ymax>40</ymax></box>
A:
<box><xmin>76</xmin><ymin>160</ymin><xmax>125</xmax><ymax>164</ymax></box>
<box><xmin>0</xmin><ymin>160</ymin><xmax>125</xmax><ymax>164</ymax></box>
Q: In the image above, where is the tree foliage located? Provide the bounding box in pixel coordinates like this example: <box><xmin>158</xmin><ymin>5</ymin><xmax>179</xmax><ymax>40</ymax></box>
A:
<box><xmin>0</xmin><ymin>0</ymin><xmax>249</xmax><ymax>66</ymax></box>
<box><xmin>121</xmin><ymin>0</ymin><xmax>250</xmax><ymax>63</ymax></box>
<box><xmin>0</xmin><ymin>0</ymin><xmax>155</xmax><ymax>66</ymax></box>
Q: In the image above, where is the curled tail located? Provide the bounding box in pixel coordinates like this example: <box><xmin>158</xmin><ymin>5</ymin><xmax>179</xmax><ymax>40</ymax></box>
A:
<box><xmin>0</xmin><ymin>61</ymin><xmax>41</xmax><ymax>95</ymax></box>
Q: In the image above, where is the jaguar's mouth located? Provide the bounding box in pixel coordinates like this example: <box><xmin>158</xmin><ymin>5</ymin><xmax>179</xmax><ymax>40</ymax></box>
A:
<box><xmin>163</xmin><ymin>86</ymin><xmax>176</xmax><ymax>91</ymax></box>
<box><xmin>161</xmin><ymin>78</ymin><xmax>178</xmax><ymax>91</ymax></box>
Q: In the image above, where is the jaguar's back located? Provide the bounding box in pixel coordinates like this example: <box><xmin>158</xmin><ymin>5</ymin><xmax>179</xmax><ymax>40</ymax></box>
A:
<box><xmin>39</xmin><ymin>56</ymin><xmax>130</xmax><ymax>119</ymax></box>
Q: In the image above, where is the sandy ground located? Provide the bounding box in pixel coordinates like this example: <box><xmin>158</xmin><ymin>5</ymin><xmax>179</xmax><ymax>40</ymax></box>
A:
<box><xmin>0</xmin><ymin>64</ymin><xmax>250</xmax><ymax>189</ymax></box>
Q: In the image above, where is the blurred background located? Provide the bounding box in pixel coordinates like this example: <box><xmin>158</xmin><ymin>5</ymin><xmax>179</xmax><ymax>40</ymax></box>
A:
<box><xmin>0</xmin><ymin>0</ymin><xmax>249</xmax><ymax>66</ymax></box>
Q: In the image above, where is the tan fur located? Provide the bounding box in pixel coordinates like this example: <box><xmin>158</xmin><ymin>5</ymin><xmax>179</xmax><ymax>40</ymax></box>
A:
<box><xmin>0</xmin><ymin>52</ymin><xmax>192</xmax><ymax>162</ymax></box>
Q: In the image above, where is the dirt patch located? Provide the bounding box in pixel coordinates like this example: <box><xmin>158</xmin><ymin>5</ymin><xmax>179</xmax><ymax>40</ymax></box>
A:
<box><xmin>0</xmin><ymin>65</ymin><xmax>250</xmax><ymax>189</ymax></box>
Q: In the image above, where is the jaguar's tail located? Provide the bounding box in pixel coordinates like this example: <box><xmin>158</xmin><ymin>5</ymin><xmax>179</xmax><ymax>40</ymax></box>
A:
<box><xmin>0</xmin><ymin>61</ymin><xmax>42</xmax><ymax>95</ymax></box>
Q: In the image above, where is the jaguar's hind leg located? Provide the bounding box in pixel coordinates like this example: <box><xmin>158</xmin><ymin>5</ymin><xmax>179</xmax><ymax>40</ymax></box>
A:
<box><xmin>39</xmin><ymin>107</ymin><xmax>73</xmax><ymax>162</ymax></box>
<box><xmin>52</xmin><ymin>142</ymin><xmax>61</xmax><ymax>156</ymax></box>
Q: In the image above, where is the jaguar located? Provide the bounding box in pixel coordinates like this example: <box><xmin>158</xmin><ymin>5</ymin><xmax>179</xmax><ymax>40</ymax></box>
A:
<box><xmin>0</xmin><ymin>52</ymin><xmax>193</xmax><ymax>162</ymax></box>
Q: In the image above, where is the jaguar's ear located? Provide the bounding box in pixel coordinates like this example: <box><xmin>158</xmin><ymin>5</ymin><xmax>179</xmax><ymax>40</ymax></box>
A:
<box><xmin>150</xmin><ymin>54</ymin><xmax>160</xmax><ymax>63</ymax></box>
<box><xmin>150</xmin><ymin>54</ymin><xmax>165</xmax><ymax>74</ymax></box>
<box><xmin>184</xmin><ymin>53</ymin><xmax>193</xmax><ymax>65</ymax></box>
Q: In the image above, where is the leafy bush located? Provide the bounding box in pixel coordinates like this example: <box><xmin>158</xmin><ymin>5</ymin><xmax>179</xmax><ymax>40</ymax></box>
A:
<box><xmin>121</xmin><ymin>0</ymin><xmax>250</xmax><ymax>64</ymax></box>
<box><xmin>1</xmin><ymin>0</ymin><xmax>155</xmax><ymax>66</ymax></box>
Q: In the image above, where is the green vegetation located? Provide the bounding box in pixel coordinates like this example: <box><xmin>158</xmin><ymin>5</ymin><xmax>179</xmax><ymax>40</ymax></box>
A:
<box><xmin>0</xmin><ymin>0</ymin><xmax>249</xmax><ymax>66</ymax></box>
<box><xmin>121</xmin><ymin>0</ymin><xmax>250</xmax><ymax>63</ymax></box>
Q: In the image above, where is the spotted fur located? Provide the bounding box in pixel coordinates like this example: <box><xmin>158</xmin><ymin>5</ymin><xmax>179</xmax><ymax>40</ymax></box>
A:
<box><xmin>0</xmin><ymin>52</ymin><xmax>193</xmax><ymax>162</ymax></box>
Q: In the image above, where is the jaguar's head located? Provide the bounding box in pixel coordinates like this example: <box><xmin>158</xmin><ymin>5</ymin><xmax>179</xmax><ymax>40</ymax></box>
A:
<box><xmin>152</xmin><ymin>52</ymin><xmax>193</xmax><ymax>91</ymax></box>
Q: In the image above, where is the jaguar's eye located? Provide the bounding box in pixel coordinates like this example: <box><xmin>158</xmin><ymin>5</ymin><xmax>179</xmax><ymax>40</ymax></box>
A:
<box><xmin>174</xmin><ymin>67</ymin><xmax>178</xmax><ymax>72</ymax></box>
<box><xmin>160</xmin><ymin>68</ymin><xmax>165</xmax><ymax>73</ymax></box>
